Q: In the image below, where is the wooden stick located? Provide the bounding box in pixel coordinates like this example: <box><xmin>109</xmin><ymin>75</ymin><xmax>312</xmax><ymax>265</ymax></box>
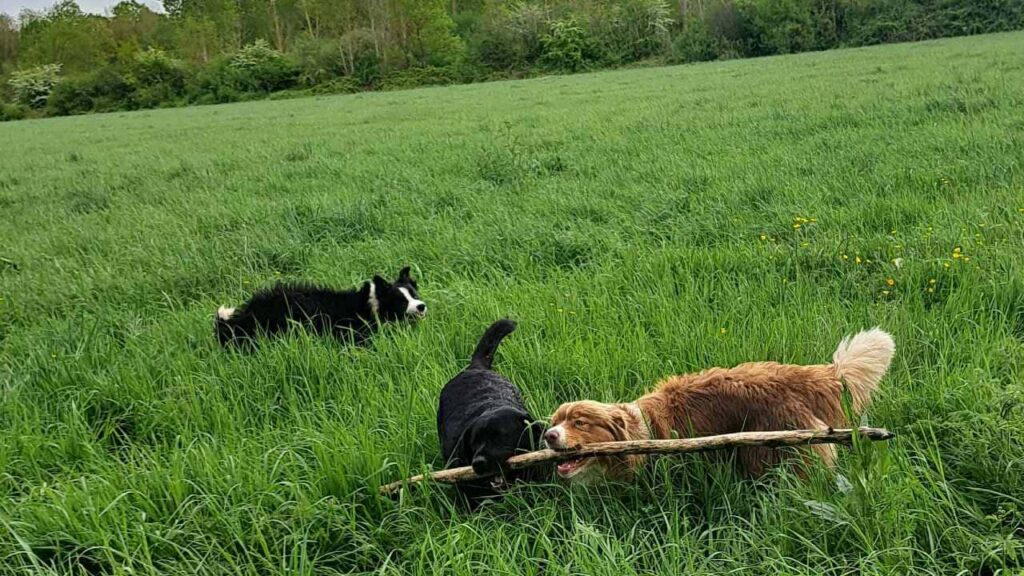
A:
<box><xmin>379</xmin><ymin>427</ymin><xmax>894</xmax><ymax>496</ymax></box>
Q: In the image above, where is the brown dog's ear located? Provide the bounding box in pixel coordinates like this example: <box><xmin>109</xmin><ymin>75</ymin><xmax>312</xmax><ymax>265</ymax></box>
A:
<box><xmin>608</xmin><ymin>407</ymin><xmax>628</xmax><ymax>442</ymax></box>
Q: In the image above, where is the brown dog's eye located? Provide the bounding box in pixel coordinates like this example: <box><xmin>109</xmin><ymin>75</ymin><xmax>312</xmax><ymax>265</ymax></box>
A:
<box><xmin>574</xmin><ymin>419</ymin><xmax>586</xmax><ymax>428</ymax></box>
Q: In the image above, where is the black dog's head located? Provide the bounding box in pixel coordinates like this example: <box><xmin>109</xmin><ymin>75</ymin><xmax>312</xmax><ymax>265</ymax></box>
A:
<box><xmin>466</xmin><ymin>406</ymin><xmax>545</xmax><ymax>477</ymax></box>
<box><xmin>370</xmin><ymin>266</ymin><xmax>426</xmax><ymax>321</ymax></box>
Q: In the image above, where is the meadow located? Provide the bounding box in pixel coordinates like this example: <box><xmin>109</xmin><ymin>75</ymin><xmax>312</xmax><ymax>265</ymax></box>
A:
<box><xmin>1</xmin><ymin>31</ymin><xmax>1023</xmax><ymax>575</ymax></box>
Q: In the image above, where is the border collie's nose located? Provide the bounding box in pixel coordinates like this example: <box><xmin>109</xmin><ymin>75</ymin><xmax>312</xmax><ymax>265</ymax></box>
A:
<box><xmin>416</xmin><ymin>303</ymin><xmax>426</xmax><ymax>313</ymax></box>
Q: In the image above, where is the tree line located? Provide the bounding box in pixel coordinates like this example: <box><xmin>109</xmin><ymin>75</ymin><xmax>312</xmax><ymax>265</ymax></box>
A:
<box><xmin>1</xmin><ymin>0</ymin><xmax>1022</xmax><ymax>121</ymax></box>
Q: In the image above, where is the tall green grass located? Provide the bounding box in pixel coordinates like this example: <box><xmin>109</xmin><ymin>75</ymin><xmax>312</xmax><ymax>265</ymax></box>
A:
<box><xmin>1</xmin><ymin>32</ymin><xmax>1023</xmax><ymax>575</ymax></box>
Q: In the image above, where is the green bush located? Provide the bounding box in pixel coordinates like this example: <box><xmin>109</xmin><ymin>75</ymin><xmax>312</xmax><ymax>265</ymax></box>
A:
<box><xmin>379</xmin><ymin>66</ymin><xmax>462</xmax><ymax>91</ymax></box>
<box><xmin>47</xmin><ymin>68</ymin><xmax>133</xmax><ymax>116</ymax></box>
<box><xmin>46</xmin><ymin>76</ymin><xmax>95</xmax><ymax>115</ymax></box>
<box><xmin>591</xmin><ymin>0</ymin><xmax>674</xmax><ymax>64</ymax></box>
<box><xmin>227</xmin><ymin>39</ymin><xmax>298</xmax><ymax>93</ymax></box>
<box><xmin>670</xmin><ymin>18</ymin><xmax>723</xmax><ymax>62</ymax></box>
<box><xmin>8</xmin><ymin>63</ymin><xmax>62</xmax><ymax>108</ymax></box>
<box><xmin>291</xmin><ymin>36</ymin><xmax>347</xmax><ymax>87</ymax></box>
<box><xmin>310</xmin><ymin>76</ymin><xmax>362</xmax><ymax>95</ymax></box>
<box><xmin>469</xmin><ymin>3</ymin><xmax>547</xmax><ymax>70</ymax></box>
<box><xmin>186</xmin><ymin>60</ymin><xmax>243</xmax><ymax>104</ymax></box>
<box><xmin>739</xmin><ymin>0</ymin><xmax>816</xmax><ymax>55</ymax></box>
<box><xmin>131</xmin><ymin>49</ymin><xmax>185</xmax><ymax>89</ymax></box>
<box><xmin>128</xmin><ymin>49</ymin><xmax>186</xmax><ymax>108</ymax></box>
<box><xmin>541</xmin><ymin>17</ymin><xmax>591</xmax><ymax>72</ymax></box>
<box><xmin>0</xmin><ymin>102</ymin><xmax>27</xmax><ymax>121</ymax></box>
<box><xmin>337</xmin><ymin>29</ymin><xmax>381</xmax><ymax>87</ymax></box>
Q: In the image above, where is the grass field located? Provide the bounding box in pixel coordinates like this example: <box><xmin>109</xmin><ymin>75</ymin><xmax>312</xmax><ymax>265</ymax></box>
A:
<box><xmin>2</xmin><ymin>31</ymin><xmax>1024</xmax><ymax>575</ymax></box>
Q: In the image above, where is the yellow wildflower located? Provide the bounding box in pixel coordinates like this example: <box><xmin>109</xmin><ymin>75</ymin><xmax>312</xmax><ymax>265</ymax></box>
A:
<box><xmin>793</xmin><ymin>223</ymin><xmax>801</xmax><ymax>230</ymax></box>
<box><xmin>882</xmin><ymin>290</ymin><xmax>890</xmax><ymax>296</ymax></box>
<box><xmin>720</xmin><ymin>327</ymin><xmax>727</xmax><ymax>335</ymax></box>
<box><xmin>929</xmin><ymin>279</ymin><xmax>936</xmax><ymax>284</ymax></box>
<box><xmin>842</xmin><ymin>254</ymin><xmax>849</xmax><ymax>260</ymax></box>
<box><xmin>855</xmin><ymin>256</ymin><xmax>862</xmax><ymax>264</ymax></box>
<box><xmin>759</xmin><ymin>234</ymin><xmax>767</xmax><ymax>241</ymax></box>
<box><xmin>886</xmin><ymin>278</ymin><xmax>895</xmax><ymax>286</ymax></box>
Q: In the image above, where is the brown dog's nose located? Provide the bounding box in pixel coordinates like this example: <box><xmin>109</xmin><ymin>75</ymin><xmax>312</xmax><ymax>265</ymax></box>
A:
<box><xmin>544</xmin><ymin>429</ymin><xmax>559</xmax><ymax>445</ymax></box>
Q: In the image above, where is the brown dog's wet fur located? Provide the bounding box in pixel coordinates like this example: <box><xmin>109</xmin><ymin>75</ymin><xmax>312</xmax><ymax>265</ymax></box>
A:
<box><xmin>548</xmin><ymin>328</ymin><xmax>895</xmax><ymax>482</ymax></box>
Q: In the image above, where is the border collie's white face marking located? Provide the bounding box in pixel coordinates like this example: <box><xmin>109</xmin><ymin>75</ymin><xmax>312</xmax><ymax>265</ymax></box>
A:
<box><xmin>217</xmin><ymin>306</ymin><xmax>236</xmax><ymax>320</ymax></box>
<box><xmin>398</xmin><ymin>287</ymin><xmax>427</xmax><ymax>317</ymax></box>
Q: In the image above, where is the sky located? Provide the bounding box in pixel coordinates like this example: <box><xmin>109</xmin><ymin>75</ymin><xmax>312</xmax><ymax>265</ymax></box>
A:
<box><xmin>1</xmin><ymin>0</ymin><xmax>164</xmax><ymax>16</ymax></box>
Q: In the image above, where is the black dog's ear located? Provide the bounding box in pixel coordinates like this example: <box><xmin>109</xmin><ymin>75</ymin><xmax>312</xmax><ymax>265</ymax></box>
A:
<box><xmin>396</xmin><ymin>266</ymin><xmax>412</xmax><ymax>283</ymax></box>
<box><xmin>372</xmin><ymin>275</ymin><xmax>388</xmax><ymax>289</ymax></box>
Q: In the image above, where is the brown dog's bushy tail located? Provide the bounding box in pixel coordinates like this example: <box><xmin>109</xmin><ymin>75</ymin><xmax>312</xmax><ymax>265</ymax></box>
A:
<box><xmin>469</xmin><ymin>319</ymin><xmax>516</xmax><ymax>370</ymax></box>
<box><xmin>832</xmin><ymin>327</ymin><xmax>895</xmax><ymax>412</ymax></box>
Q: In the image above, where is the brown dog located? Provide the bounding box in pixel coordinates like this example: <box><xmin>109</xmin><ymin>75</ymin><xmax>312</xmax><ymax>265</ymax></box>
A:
<box><xmin>545</xmin><ymin>328</ymin><xmax>895</xmax><ymax>482</ymax></box>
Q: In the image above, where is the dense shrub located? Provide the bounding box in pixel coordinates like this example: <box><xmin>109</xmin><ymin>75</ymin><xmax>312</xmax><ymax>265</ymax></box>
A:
<box><xmin>469</xmin><ymin>3</ymin><xmax>548</xmax><ymax>71</ymax></box>
<box><xmin>338</xmin><ymin>29</ymin><xmax>381</xmax><ymax>87</ymax></box>
<box><xmin>186</xmin><ymin>60</ymin><xmax>243</xmax><ymax>104</ymax></box>
<box><xmin>378</xmin><ymin>65</ymin><xmax>463</xmax><ymax>91</ymax></box>
<box><xmin>739</xmin><ymin>0</ymin><xmax>816</xmax><ymax>55</ymax></box>
<box><xmin>8</xmin><ymin>63</ymin><xmax>61</xmax><ymax>108</ymax></box>
<box><xmin>131</xmin><ymin>48</ymin><xmax>184</xmax><ymax>88</ymax></box>
<box><xmin>129</xmin><ymin>48</ymin><xmax>186</xmax><ymax>107</ymax></box>
<box><xmin>670</xmin><ymin>17</ymin><xmax>723</xmax><ymax>62</ymax></box>
<box><xmin>46</xmin><ymin>76</ymin><xmax>95</xmax><ymax>115</ymax></box>
<box><xmin>403</xmin><ymin>0</ymin><xmax>465</xmax><ymax>67</ymax></box>
<box><xmin>540</xmin><ymin>17</ymin><xmax>591</xmax><ymax>72</ymax></box>
<box><xmin>46</xmin><ymin>66</ymin><xmax>134</xmax><ymax>115</ymax></box>
<box><xmin>591</xmin><ymin>0</ymin><xmax>674</xmax><ymax>63</ymax></box>
<box><xmin>0</xmin><ymin>101</ymin><xmax>27</xmax><ymax>121</ymax></box>
<box><xmin>227</xmin><ymin>40</ymin><xmax>298</xmax><ymax>93</ymax></box>
<box><xmin>291</xmin><ymin>36</ymin><xmax>346</xmax><ymax>87</ymax></box>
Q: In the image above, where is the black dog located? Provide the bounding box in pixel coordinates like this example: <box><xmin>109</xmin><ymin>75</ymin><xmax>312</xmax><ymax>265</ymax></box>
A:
<box><xmin>214</xmin><ymin>266</ymin><xmax>425</xmax><ymax>347</ymax></box>
<box><xmin>437</xmin><ymin>319</ymin><xmax>546</xmax><ymax>504</ymax></box>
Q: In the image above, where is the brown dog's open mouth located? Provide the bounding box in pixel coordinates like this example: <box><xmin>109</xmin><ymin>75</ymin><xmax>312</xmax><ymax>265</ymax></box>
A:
<box><xmin>556</xmin><ymin>457</ymin><xmax>589</xmax><ymax>478</ymax></box>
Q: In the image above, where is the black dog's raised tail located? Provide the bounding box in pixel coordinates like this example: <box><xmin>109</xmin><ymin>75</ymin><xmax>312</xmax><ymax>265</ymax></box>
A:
<box><xmin>469</xmin><ymin>319</ymin><xmax>517</xmax><ymax>370</ymax></box>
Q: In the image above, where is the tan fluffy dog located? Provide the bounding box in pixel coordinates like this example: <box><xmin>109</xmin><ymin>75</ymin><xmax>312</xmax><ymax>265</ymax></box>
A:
<box><xmin>545</xmin><ymin>328</ymin><xmax>895</xmax><ymax>482</ymax></box>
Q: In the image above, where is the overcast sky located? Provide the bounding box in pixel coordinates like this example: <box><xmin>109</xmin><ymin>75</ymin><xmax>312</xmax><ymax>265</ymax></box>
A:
<box><xmin>1</xmin><ymin>0</ymin><xmax>164</xmax><ymax>16</ymax></box>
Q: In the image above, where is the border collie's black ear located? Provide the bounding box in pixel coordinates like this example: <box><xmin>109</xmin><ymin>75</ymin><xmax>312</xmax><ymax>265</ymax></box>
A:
<box><xmin>372</xmin><ymin>275</ymin><xmax>388</xmax><ymax>289</ymax></box>
<box><xmin>396</xmin><ymin>266</ymin><xmax>412</xmax><ymax>283</ymax></box>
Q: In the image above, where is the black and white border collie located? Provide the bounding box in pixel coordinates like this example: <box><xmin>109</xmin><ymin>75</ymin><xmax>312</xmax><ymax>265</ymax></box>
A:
<box><xmin>214</xmin><ymin>266</ymin><xmax>426</xmax><ymax>347</ymax></box>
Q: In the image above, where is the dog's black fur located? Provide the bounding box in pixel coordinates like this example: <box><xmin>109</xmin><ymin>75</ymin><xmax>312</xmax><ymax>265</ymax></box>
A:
<box><xmin>215</xmin><ymin>266</ymin><xmax>424</xmax><ymax>347</ymax></box>
<box><xmin>437</xmin><ymin>319</ymin><xmax>546</xmax><ymax>505</ymax></box>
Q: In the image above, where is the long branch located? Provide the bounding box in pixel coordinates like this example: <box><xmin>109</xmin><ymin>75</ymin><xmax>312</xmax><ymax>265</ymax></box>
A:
<box><xmin>379</xmin><ymin>427</ymin><xmax>894</xmax><ymax>496</ymax></box>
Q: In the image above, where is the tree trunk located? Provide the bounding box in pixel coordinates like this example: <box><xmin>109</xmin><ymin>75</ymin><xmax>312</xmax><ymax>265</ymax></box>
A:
<box><xmin>300</xmin><ymin>0</ymin><xmax>316</xmax><ymax>37</ymax></box>
<box><xmin>269</xmin><ymin>0</ymin><xmax>286</xmax><ymax>51</ymax></box>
